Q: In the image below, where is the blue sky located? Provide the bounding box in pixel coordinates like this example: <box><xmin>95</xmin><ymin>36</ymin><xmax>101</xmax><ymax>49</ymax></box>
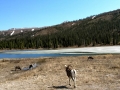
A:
<box><xmin>0</xmin><ymin>0</ymin><xmax>120</xmax><ymax>30</ymax></box>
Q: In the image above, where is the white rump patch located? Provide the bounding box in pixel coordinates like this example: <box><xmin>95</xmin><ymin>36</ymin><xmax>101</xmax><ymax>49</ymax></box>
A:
<box><xmin>71</xmin><ymin>69</ymin><xmax>76</xmax><ymax>80</ymax></box>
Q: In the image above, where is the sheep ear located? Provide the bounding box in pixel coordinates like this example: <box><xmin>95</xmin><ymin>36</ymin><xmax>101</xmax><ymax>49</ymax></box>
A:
<box><xmin>65</xmin><ymin>65</ymin><xmax>67</xmax><ymax>67</ymax></box>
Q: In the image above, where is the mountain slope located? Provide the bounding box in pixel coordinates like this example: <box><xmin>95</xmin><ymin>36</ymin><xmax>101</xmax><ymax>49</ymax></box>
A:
<box><xmin>0</xmin><ymin>9</ymin><xmax>120</xmax><ymax>49</ymax></box>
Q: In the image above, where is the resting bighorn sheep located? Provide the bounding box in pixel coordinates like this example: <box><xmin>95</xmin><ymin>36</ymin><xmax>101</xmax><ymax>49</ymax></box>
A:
<box><xmin>29</xmin><ymin>64</ymin><xmax>33</xmax><ymax>69</ymax></box>
<box><xmin>88</xmin><ymin>56</ymin><xmax>94</xmax><ymax>60</ymax></box>
<box><xmin>65</xmin><ymin>65</ymin><xmax>76</xmax><ymax>88</ymax></box>
<box><xmin>15</xmin><ymin>66</ymin><xmax>21</xmax><ymax>71</ymax></box>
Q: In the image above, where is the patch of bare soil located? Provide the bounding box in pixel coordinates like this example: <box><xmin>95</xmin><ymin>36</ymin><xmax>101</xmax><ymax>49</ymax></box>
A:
<box><xmin>0</xmin><ymin>54</ymin><xmax>120</xmax><ymax>90</ymax></box>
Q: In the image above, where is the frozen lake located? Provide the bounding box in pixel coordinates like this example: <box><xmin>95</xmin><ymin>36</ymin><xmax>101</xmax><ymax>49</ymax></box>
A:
<box><xmin>0</xmin><ymin>46</ymin><xmax>120</xmax><ymax>59</ymax></box>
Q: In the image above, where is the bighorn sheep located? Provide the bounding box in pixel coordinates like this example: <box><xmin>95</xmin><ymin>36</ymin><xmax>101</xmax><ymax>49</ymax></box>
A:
<box><xmin>88</xmin><ymin>56</ymin><xmax>94</xmax><ymax>60</ymax></box>
<box><xmin>65</xmin><ymin>65</ymin><xmax>76</xmax><ymax>88</ymax></box>
<box><xmin>15</xmin><ymin>66</ymin><xmax>21</xmax><ymax>71</ymax></box>
<box><xmin>29</xmin><ymin>64</ymin><xmax>33</xmax><ymax>69</ymax></box>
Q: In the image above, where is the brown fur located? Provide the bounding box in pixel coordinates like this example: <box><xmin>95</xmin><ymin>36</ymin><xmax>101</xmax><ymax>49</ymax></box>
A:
<box><xmin>15</xmin><ymin>66</ymin><xmax>21</xmax><ymax>71</ymax></box>
<box><xmin>88</xmin><ymin>56</ymin><xmax>94</xmax><ymax>60</ymax></box>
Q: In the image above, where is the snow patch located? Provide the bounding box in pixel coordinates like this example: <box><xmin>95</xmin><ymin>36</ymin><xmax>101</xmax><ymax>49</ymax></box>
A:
<box><xmin>21</xmin><ymin>30</ymin><xmax>23</xmax><ymax>32</ymax></box>
<box><xmin>92</xmin><ymin>15</ymin><xmax>96</xmax><ymax>19</ymax></box>
<box><xmin>72</xmin><ymin>23</ymin><xmax>75</xmax><ymax>25</ymax></box>
<box><xmin>31</xmin><ymin>29</ymin><xmax>34</xmax><ymax>31</ymax></box>
<box><xmin>10</xmin><ymin>30</ymin><xmax>15</xmax><ymax>36</ymax></box>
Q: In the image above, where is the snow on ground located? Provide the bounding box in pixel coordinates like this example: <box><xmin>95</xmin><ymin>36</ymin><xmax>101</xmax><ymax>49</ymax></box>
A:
<box><xmin>10</xmin><ymin>30</ymin><xmax>15</xmax><ymax>36</ymax></box>
<box><xmin>3</xmin><ymin>46</ymin><xmax>120</xmax><ymax>54</ymax></box>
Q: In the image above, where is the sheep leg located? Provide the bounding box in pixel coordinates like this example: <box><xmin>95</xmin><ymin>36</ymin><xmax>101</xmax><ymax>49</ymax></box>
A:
<box><xmin>72</xmin><ymin>77</ymin><xmax>76</xmax><ymax>88</ymax></box>
<box><xmin>69</xmin><ymin>77</ymin><xmax>71</xmax><ymax>86</ymax></box>
<box><xmin>74</xmin><ymin>78</ymin><xmax>76</xmax><ymax>88</ymax></box>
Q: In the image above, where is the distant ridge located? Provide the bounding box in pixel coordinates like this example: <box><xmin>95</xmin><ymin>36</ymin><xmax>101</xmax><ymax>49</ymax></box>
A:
<box><xmin>0</xmin><ymin>9</ymin><xmax>120</xmax><ymax>49</ymax></box>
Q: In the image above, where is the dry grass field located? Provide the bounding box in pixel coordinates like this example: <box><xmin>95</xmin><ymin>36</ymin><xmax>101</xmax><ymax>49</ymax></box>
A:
<box><xmin>0</xmin><ymin>54</ymin><xmax>120</xmax><ymax>90</ymax></box>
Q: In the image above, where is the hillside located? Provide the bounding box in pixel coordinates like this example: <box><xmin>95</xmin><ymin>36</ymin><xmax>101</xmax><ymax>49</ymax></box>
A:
<box><xmin>0</xmin><ymin>9</ymin><xmax>120</xmax><ymax>49</ymax></box>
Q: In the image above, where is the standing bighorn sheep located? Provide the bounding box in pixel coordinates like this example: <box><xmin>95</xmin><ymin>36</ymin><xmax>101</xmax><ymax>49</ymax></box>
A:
<box><xmin>65</xmin><ymin>65</ymin><xmax>76</xmax><ymax>88</ymax></box>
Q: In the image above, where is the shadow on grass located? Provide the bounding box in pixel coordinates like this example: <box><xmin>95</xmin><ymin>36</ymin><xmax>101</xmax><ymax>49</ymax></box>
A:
<box><xmin>11</xmin><ymin>69</ymin><xmax>16</xmax><ymax>71</ymax></box>
<box><xmin>48</xmin><ymin>85</ymin><xmax>70</xmax><ymax>89</ymax></box>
